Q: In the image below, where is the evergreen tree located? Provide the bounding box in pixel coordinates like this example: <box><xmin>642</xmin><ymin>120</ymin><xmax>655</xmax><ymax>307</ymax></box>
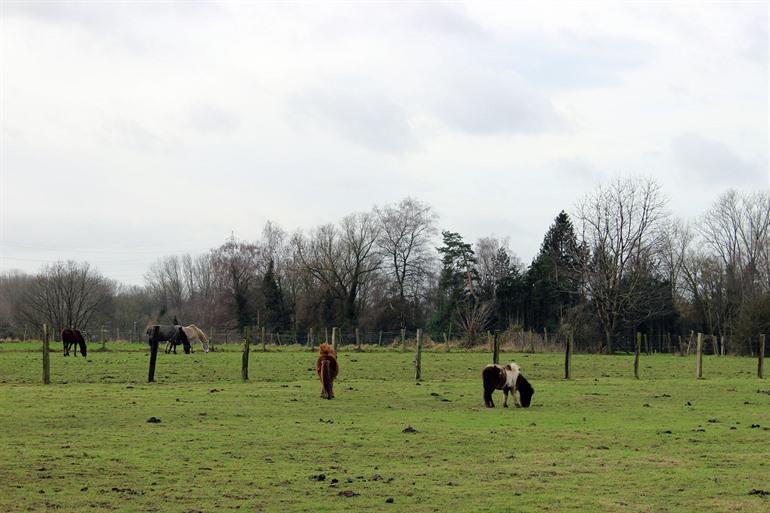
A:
<box><xmin>494</xmin><ymin>248</ymin><xmax>528</xmax><ymax>328</ymax></box>
<box><xmin>526</xmin><ymin>211</ymin><xmax>583</xmax><ymax>331</ymax></box>
<box><xmin>262</xmin><ymin>260</ymin><xmax>286</xmax><ymax>331</ymax></box>
<box><xmin>430</xmin><ymin>231</ymin><xmax>477</xmax><ymax>336</ymax></box>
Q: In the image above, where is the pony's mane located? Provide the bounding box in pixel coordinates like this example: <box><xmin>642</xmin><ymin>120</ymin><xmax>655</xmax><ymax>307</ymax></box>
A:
<box><xmin>319</xmin><ymin>343</ymin><xmax>335</xmax><ymax>356</ymax></box>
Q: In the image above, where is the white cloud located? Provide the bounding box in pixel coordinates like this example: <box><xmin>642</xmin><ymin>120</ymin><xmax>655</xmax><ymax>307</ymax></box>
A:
<box><xmin>1</xmin><ymin>1</ymin><xmax>767</xmax><ymax>284</ymax></box>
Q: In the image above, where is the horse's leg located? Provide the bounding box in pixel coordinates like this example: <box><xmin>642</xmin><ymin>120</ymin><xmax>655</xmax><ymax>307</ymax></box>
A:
<box><xmin>503</xmin><ymin>386</ymin><xmax>509</xmax><ymax>408</ymax></box>
<box><xmin>483</xmin><ymin>386</ymin><xmax>495</xmax><ymax>408</ymax></box>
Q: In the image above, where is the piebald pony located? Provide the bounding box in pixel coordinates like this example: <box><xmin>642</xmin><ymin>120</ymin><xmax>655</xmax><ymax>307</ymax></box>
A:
<box><xmin>482</xmin><ymin>362</ymin><xmax>534</xmax><ymax>408</ymax></box>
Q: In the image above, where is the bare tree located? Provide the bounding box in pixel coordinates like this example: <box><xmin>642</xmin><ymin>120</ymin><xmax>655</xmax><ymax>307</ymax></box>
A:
<box><xmin>695</xmin><ymin>189</ymin><xmax>770</xmax><ymax>349</ymax></box>
<box><xmin>659</xmin><ymin>218</ymin><xmax>694</xmax><ymax>305</ymax></box>
<box><xmin>295</xmin><ymin>211</ymin><xmax>382</xmax><ymax>326</ymax></box>
<box><xmin>0</xmin><ymin>270</ymin><xmax>36</xmax><ymax>337</ymax></box>
<box><xmin>210</xmin><ymin>238</ymin><xmax>261</xmax><ymax>330</ymax></box>
<box><xmin>375</xmin><ymin>197</ymin><xmax>438</xmax><ymax>327</ymax></box>
<box><xmin>575</xmin><ymin>177</ymin><xmax>669</xmax><ymax>353</ymax></box>
<box><xmin>145</xmin><ymin>255</ymin><xmax>186</xmax><ymax>319</ymax></box>
<box><xmin>474</xmin><ymin>236</ymin><xmax>522</xmax><ymax>301</ymax></box>
<box><xmin>22</xmin><ymin>261</ymin><xmax>113</xmax><ymax>335</ymax></box>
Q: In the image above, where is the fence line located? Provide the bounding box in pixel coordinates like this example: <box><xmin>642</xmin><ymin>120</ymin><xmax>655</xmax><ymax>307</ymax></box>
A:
<box><xmin>4</xmin><ymin>323</ymin><xmax>769</xmax><ymax>359</ymax></box>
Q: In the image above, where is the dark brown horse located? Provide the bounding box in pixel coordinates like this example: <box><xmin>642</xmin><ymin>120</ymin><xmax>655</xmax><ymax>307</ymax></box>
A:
<box><xmin>316</xmin><ymin>343</ymin><xmax>339</xmax><ymax>399</ymax></box>
<box><xmin>146</xmin><ymin>325</ymin><xmax>191</xmax><ymax>354</ymax></box>
<box><xmin>482</xmin><ymin>362</ymin><xmax>534</xmax><ymax>408</ymax></box>
<box><xmin>62</xmin><ymin>328</ymin><xmax>87</xmax><ymax>357</ymax></box>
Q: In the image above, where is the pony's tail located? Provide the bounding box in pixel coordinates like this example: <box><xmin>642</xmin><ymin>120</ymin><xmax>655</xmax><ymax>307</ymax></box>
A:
<box><xmin>321</xmin><ymin>360</ymin><xmax>334</xmax><ymax>400</ymax></box>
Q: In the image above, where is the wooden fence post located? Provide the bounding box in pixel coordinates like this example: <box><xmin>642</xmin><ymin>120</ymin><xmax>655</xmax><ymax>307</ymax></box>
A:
<box><xmin>241</xmin><ymin>326</ymin><xmax>252</xmax><ymax>381</ymax></box>
<box><xmin>695</xmin><ymin>332</ymin><xmax>703</xmax><ymax>379</ymax></box>
<box><xmin>414</xmin><ymin>329</ymin><xmax>422</xmax><ymax>381</ymax></box>
<box><xmin>356</xmin><ymin>328</ymin><xmax>361</xmax><ymax>350</ymax></box>
<box><xmin>634</xmin><ymin>332</ymin><xmax>641</xmax><ymax>379</ymax></box>
<box><xmin>23</xmin><ymin>323</ymin><xmax>28</xmax><ymax>342</ymax></box>
<box><xmin>148</xmin><ymin>326</ymin><xmax>159</xmax><ymax>383</ymax></box>
<box><xmin>42</xmin><ymin>323</ymin><xmax>50</xmax><ymax>385</ymax></box>
<box><xmin>686</xmin><ymin>331</ymin><xmax>694</xmax><ymax>356</ymax></box>
<box><xmin>401</xmin><ymin>328</ymin><xmax>406</xmax><ymax>350</ymax></box>
<box><xmin>308</xmin><ymin>327</ymin><xmax>314</xmax><ymax>350</ymax></box>
<box><xmin>332</xmin><ymin>327</ymin><xmax>338</xmax><ymax>351</ymax></box>
<box><xmin>131</xmin><ymin>321</ymin><xmax>137</xmax><ymax>343</ymax></box>
<box><xmin>261</xmin><ymin>326</ymin><xmax>266</xmax><ymax>352</ymax></box>
<box><xmin>721</xmin><ymin>335</ymin><xmax>726</xmax><ymax>356</ymax></box>
<box><xmin>678</xmin><ymin>335</ymin><xmax>684</xmax><ymax>356</ymax></box>
<box><xmin>378</xmin><ymin>330</ymin><xmax>383</xmax><ymax>347</ymax></box>
<box><xmin>544</xmin><ymin>327</ymin><xmax>548</xmax><ymax>347</ymax></box>
<box><xmin>758</xmin><ymin>334</ymin><xmax>766</xmax><ymax>379</ymax></box>
<box><xmin>101</xmin><ymin>325</ymin><xmax>106</xmax><ymax>350</ymax></box>
<box><xmin>324</xmin><ymin>327</ymin><xmax>328</xmax><ymax>344</ymax></box>
<box><xmin>209</xmin><ymin>327</ymin><xmax>215</xmax><ymax>352</ymax></box>
<box><xmin>492</xmin><ymin>330</ymin><xmax>500</xmax><ymax>365</ymax></box>
<box><xmin>564</xmin><ymin>330</ymin><xmax>573</xmax><ymax>380</ymax></box>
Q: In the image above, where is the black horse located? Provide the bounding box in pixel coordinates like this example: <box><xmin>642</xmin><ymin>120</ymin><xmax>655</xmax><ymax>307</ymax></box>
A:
<box><xmin>146</xmin><ymin>325</ymin><xmax>191</xmax><ymax>354</ymax></box>
<box><xmin>62</xmin><ymin>328</ymin><xmax>87</xmax><ymax>357</ymax></box>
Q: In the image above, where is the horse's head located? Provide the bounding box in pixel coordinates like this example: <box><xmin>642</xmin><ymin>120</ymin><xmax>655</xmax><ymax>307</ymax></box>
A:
<box><xmin>516</xmin><ymin>374</ymin><xmax>534</xmax><ymax>408</ymax></box>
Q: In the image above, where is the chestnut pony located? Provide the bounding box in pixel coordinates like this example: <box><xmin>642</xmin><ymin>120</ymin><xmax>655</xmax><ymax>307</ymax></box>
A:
<box><xmin>316</xmin><ymin>343</ymin><xmax>339</xmax><ymax>399</ymax></box>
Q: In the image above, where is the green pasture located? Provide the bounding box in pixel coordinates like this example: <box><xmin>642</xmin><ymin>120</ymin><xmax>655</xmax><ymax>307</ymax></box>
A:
<box><xmin>0</xmin><ymin>342</ymin><xmax>768</xmax><ymax>512</ymax></box>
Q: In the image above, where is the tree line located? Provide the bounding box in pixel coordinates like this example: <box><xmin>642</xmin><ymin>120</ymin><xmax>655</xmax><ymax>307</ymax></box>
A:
<box><xmin>1</xmin><ymin>178</ymin><xmax>768</xmax><ymax>354</ymax></box>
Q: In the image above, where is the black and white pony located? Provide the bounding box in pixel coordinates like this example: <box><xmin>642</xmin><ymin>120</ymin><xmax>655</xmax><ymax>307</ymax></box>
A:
<box><xmin>482</xmin><ymin>362</ymin><xmax>534</xmax><ymax>408</ymax></box>
<box><xmin>146</xmin><ymin>325</ymin><xmax>191</xmax><ymax>354</ymax></box>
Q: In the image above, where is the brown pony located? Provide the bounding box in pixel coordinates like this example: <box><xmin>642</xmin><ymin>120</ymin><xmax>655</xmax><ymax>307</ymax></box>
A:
<box><xmin>316</xmin><ymin>343</ymin><xmax>339</xmax><ymax>399</ymax></box>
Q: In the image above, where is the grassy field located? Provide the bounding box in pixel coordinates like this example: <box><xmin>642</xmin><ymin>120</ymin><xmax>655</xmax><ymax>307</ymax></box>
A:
<box><xmin>1</xmin><ymin>342</ymin><xmax>768</xmax><ymax>512</ymax></box>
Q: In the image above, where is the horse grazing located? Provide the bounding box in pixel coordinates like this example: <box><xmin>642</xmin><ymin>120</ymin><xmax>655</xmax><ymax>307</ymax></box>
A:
<box><xmin>62</xmin><ymin>328</ymin><xmax>87</xmax><ymax>357</ymax></box>
<box><xmin>316</xmin><ymin>343</ymin><xmax>339</xmax><ymax>399</ymax></box>
<box><xmin>181</xmin><ymin>325</ymin><xmax>210</xmax><ymax>353</ymax></box>
<box><xmin>482</xmin><ymin>362</ymin><xmax>534</xmax><ymax>408</ymax></box>
<box><xmin>146</xmin><ymin>325</ymin><xmax>191</xmax><ymax>354</ymax></box>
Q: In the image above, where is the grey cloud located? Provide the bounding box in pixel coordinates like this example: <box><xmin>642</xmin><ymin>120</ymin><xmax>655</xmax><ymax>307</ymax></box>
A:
<box><xmin>5</xmin><ymin>1</ymin><xmax>221</xmax><ymax>30</ymax></box>
<box><xmin>743</xmin><ymin>16</ymin><xmax>769</xmax><ymax>66</ymax></box>
<box><xmin>549</xmin><ymin>157</ymin><xmax>605</xmax><ymax>184</ymax></box>
<box><xmin>672</xmin><ymin>134</ymin><xmax>758</xmax><ymax>184</ymax></box>
<box><xmin>289</xmin><ymin>88</ymin><xmax>417</xmax><ymax>154</ymax></box>
<box><xmin>189</xmin><ymin>104</ymin><xmax>240</xmax><ymax>135</ymax></box>
<box><xmin>489</xmin><ymin>33</ymin><xmax>652</xmax><ymax>92</ymax></box>
<box><xmin>407</xmin><ymin>3</ymin><xmax>482</xmax><ymax>37</ymax></box>
<box><xmin>431</xmin><ymin>72</ymin><xmax>566</xmax><ymax>135</ymax></box>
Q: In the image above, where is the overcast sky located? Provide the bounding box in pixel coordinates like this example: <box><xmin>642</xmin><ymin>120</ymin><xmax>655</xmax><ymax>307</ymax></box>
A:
<box><xmin>1</xmin><ymin>1</ymin><xmax>768</xmax><ymax>285</ymax></box>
